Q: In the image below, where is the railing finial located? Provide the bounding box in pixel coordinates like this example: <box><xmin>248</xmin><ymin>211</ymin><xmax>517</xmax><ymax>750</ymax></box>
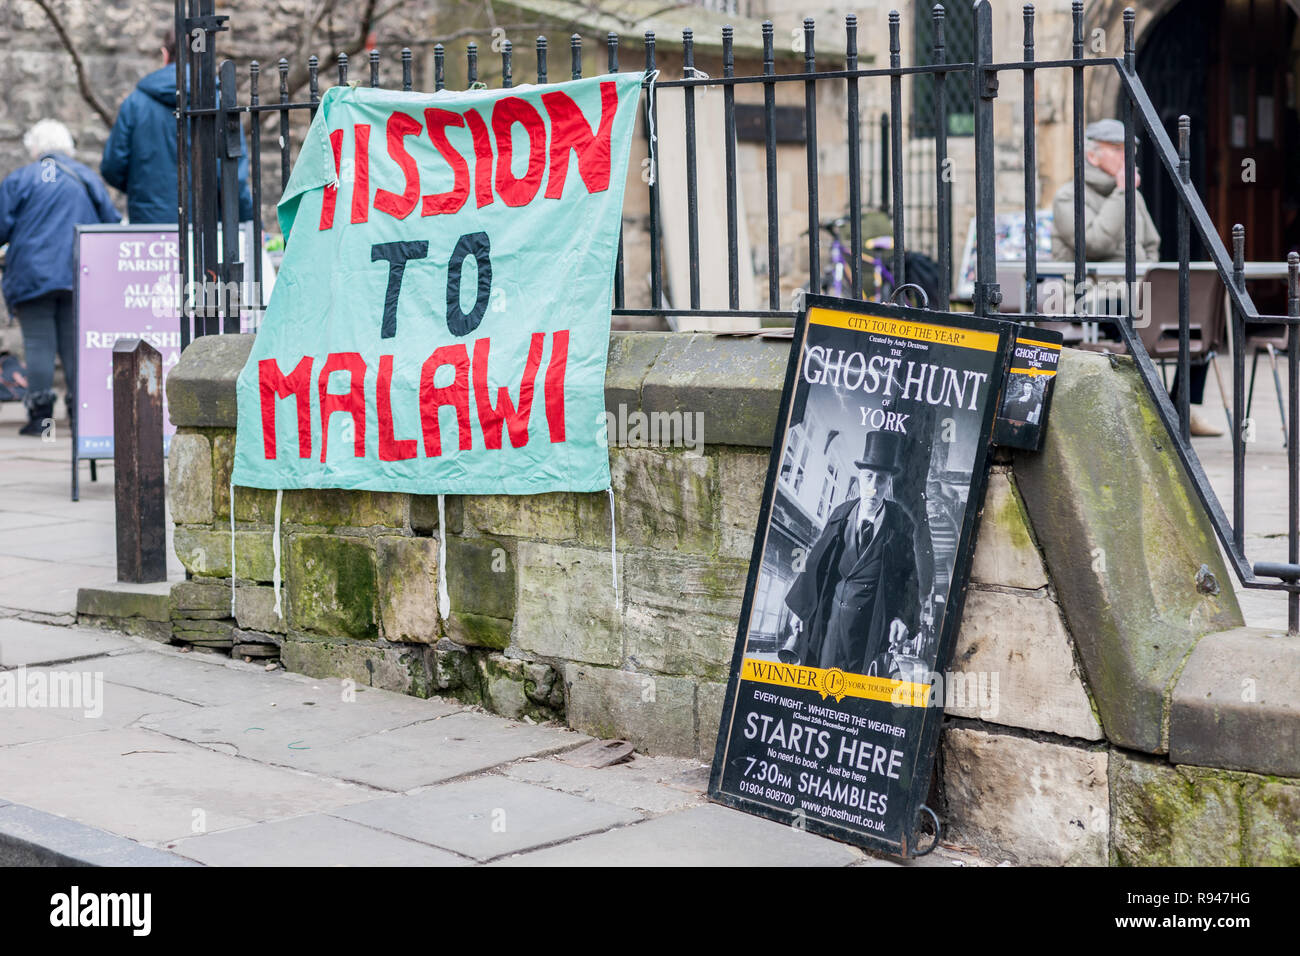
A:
<box><xmin>1288</xmin><ymin>252</ymin><xmax>1298</xmax><ymax>317</ymax></box>
<box><xmin>1232</xmin><ymin>224</ymin><xmax>1246</xmax><ymax>290</ymax></box>
<box><xmin>1123</xmin><ymin>8</ymin><xmax>1136</xmax><ymax>72</ymax></box>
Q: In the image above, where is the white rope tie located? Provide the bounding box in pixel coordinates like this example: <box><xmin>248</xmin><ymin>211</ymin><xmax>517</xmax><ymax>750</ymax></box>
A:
<box><xmin>607</xmin><ymin>486</ymin><xmax>620</xmax><ymax>611</ymax></box>
<box><xmin>229</xmin><ymin>478</ymin><xmax>237</xmax><ymax>617</ymax></box>
<box><xmin>644</xmin><ymin>69</ymin><xmax>661</xmax><ymax>187</ymax></box>
<box><xmin>272</xmin><ymin>488</ymin><xmax>284</xmax><ymax>619</ymax></box>
<box><xmin>437</xmin><ymin>493</ymin><xmax>451</xmax><ymax>620</ymax></box>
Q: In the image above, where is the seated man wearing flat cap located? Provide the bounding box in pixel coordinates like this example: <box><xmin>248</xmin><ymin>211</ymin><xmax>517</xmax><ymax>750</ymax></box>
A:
<box><xmin>1051</xmin><ymin>117</ymin><xmax>1160</xmax><ymax>264</ymax></box>
<box><xmin>779</xmin><ymin>430</ymin><xmax>920</xmax><ymax>676</ymax></box>
<box><xmin>1052</xmin><ymin>118</ymin><xmax>1221</xmax><ymax>436</ymax></box>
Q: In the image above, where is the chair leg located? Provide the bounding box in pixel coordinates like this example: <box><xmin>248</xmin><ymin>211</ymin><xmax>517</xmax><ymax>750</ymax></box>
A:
<box><xmin>1267</xmin><ymin>343</ymin><xmax>1288</xmax><ymax>448</ymax></box>
<box><xmin>1210</xmin><ymin>353</ymin><xmax>1234</xmax><ymax>435</ymax></box>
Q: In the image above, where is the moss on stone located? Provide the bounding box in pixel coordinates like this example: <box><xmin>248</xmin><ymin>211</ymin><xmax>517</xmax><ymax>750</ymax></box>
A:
<box><xmin>447</xmin><ymin>611</ymin><xmax>512</xmax><ymax>650</ymax></box>
<box><xmin>1014</xmin><ymin>349</ymin><xmax>1245</xmax><ymax>753</ymax></box>
<box><xmin>286</xmin><ymin>534</ymin><xmax>377</xmax><ymax>638</ymax></box>
<box><xmin>282</xmin><ymin>488</ymin><xmax>409</xmax><ymax>529</ymax></box>
<box><xmin>1110</xmin><ymin>751</ymin><xmax>1245</xmax><ymax>865</ymax></box>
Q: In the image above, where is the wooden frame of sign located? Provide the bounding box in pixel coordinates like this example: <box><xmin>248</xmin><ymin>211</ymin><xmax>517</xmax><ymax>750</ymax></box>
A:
<box><xmin>708</xmin><ymin>293</ymin><xmax>1017</xmax><ymax>858</ymax></box>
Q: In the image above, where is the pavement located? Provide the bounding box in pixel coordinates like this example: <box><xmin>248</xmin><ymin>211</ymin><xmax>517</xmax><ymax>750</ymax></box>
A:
<box><xmin>0</xmin><ymin>619</ymin><xmax>993</xmax><ymax>866</ymax></box>
<box><xmin>0</xmin><ymin>353</ymin><xmax>1292</xmax><ymax>866</ymax></box>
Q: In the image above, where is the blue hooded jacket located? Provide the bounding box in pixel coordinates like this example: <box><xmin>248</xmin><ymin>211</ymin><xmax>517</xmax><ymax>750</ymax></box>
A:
<box><xmin>0</xmin><ymin>153</ymin><xmax>121</xmax><ymax>308</ymax></box>
<box><xmin>101</xmin><ymin>66</ymin><xmax>254</xmax><ymax>224</ymax></box>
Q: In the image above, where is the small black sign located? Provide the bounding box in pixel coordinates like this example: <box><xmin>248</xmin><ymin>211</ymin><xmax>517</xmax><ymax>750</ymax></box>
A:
<box><xmin>708</xmin><ymin>294</ymin><xmax>1015</xmax><ymax>857</ymax></box>
<box><xmin>734</xmin><ymin>104</ymin><xmax>806</xmax><ymax>143</ymax></box>
<box><xmin>993</xmin><ymin>326</ymin><xmax>1063</xmax><ymax>451</ymax></box>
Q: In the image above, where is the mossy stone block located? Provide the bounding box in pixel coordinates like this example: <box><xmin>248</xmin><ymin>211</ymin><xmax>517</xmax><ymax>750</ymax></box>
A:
<box><xmin>287</xmin><ymin>534</ymin><xmax>377</xmax><ymax>638</ymax></box>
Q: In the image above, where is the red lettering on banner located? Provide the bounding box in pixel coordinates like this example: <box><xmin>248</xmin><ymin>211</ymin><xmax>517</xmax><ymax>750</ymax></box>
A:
<box><xmin>319</xmin><ymin>128</ymin><xmax>345</xmax><ymax>229</ymax></box>
<box><xmin>464</xmin><ymin>109</ymin><xmax>495</xmax><ymax>209</ymax></box>
<box><xmin>421</xmin><ymin>109</ymin><xmax>469</xmax><ymax>215</ymax></box>
<box><xmin>544</xmin><ymin>330</ymin><xmax>569</xmax><ymax>443</ymax></box>
<box><xmin>491</xmin><ymin>97</ymin><xmax>547</xmax><ymax>207</ymax></box>
<box><xmin>374</xmin><ymin>112</ymin><xmax>423</xmax><ymax>219</ymax></box>
<box><xmin>541</xmin><ymin>82</ymin><xmax>617</xmax><ymax>199</ymax></box>
<box><xmin>259</xmin><ymin>356</ymin><xmax>314</xmax><ymax>459</ymax></box>
<box><xmin>318</xmin><ymin>352</ymin><xmax>367</xmax><ymax>462</ymax></box>
<box><xmin>377</xmin><ymin>354</ymin><xmax>417</xmax><ymax>461</ymax></box>
<box><xmin>473</xmin><ymin>333</ymin><xmax>544</xmax><ymax>449</ymax></box>
<box><xmin>351</xmin><ymin>124</ymin><xmax>371</xmax><ymax>223</ymax></box>
<box><xmin>419</xmin><ymin>345</ymin><xmax>473</xmax><ymax>457</ymax></box>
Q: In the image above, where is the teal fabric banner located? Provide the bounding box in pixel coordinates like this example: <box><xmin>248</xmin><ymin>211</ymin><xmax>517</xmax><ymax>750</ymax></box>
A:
<box><xmin>232</xmin><ymin>73</ymin><xmax>644</xmax><ymax>494</ymax></box>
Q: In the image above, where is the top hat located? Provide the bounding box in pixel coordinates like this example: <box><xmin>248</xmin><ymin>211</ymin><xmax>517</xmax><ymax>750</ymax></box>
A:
<box><xmin>854</xmin><ymin>430</ymin><xmax>903</xmax><ymax>474</ymax></box>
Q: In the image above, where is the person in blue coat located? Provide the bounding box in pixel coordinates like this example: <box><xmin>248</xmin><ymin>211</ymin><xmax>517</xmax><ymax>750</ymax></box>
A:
<box><xmin>0</xmin><ymin>120</ymin><xmax>121</xmax><ymax>435</ymax></box>
<box><xmin>101</xmin><ymin>29</ymin><xmax>253</xmax><ymax>224</ymax></box>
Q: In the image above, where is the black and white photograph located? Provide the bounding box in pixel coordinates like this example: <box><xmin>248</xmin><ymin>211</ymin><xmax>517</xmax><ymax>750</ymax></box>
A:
<box><xmin>993</xmin><ymin>328</ymin><xmax>1064</xmax><ymax>451</ymax></box>
<box><xmin>710</xmin><ymin>296</ymin><xmax>1015</xmax><ymax>855</ymax></box>
<box><xmin>746</xmin><ymin>306</ymin><xmax>998</xmax><ymax>684</ymax></box>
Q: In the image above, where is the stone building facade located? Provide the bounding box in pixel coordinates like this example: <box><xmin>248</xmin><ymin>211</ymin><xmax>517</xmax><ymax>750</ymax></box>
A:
<box><xmin>6</xmin><ymin>0</ymin><xmax>1242</xmax><ymax>322</ymax></box>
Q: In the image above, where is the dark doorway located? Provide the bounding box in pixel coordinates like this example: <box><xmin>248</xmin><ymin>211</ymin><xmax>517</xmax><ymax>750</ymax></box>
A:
<box><xmin>1134</xmin><ymin>0</ymin><xmax>1300</xmax><ymax>273</ymax></box>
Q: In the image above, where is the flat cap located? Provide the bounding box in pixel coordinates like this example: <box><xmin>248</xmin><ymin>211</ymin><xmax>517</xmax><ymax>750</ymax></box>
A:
<box><xmin>1085</xmin><ymin>118</ymin><xmax>1126</xmax><ymax>144</ymax></box>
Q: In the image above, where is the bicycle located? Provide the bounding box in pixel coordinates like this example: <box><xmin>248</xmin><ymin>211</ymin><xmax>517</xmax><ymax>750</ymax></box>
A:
<box><xmin>812</xmin><ymin>217</ymin><xmax>897</xmax><ymax>302</ymax></box>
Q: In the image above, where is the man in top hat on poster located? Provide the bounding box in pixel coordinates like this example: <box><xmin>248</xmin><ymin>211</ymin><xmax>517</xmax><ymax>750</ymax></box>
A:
<box><xmin>779</xmin><ymin>429</ymin><xmax>921</xmax><ymax>676</ymax></box>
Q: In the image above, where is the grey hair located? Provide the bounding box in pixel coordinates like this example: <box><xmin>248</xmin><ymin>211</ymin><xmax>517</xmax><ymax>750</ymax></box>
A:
<box><xmin>22</xmin><ymin>119</ymin><xmax>75</xmax><ymax>159</ymax></box>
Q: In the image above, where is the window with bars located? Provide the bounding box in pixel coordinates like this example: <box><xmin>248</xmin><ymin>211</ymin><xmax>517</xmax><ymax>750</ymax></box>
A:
<box><xmin>911</xmin><ymin>1</ymin><xmax>976</xmax><ymax>137</ymax></box>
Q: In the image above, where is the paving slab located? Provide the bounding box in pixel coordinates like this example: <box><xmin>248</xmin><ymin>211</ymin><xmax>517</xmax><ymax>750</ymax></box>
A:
<box><xmin>141</xmin><ymin>680</ymin><xmax>462</xmax><ymax>759</ymax></box>
<box><xmin>0</xmin><ymin>557</ymin><xmax>128</xmax><ymax>617</ymax></box>
<box><xmin>170</xmin><ymin>813</ymin><xmax>469</xmax><ymax>867</ymax></box>
<box><xmin>0</xmin><ymin>802</ymin><xmax>195</xmax><ymax>866</ymax></box>
<box><xmin>503</xmin><ymin>755</ymin><xmax>708</xmax><ymax>814</ymax></box>
<box><xmin>0</xmin><ymin>707</ymin><xmax>104</xmax><ymax>748</ymax></box>
<box><xmin>494</xmin><ymin>803</ymin><xmax>866</xmax><ymax>867</ymax></box>
<box><xmin>267</xmin><ymin>711</ymin><xmax>590</xmax><ymax>791</ymax></box>
<box><xmin>84</xmin><ymin>648</ymin><xmax>297</xmax><ymax>706</ymax></box>
<box><xmin>0</xmin><ymin>532</ymin><xmax>115</xmax><ymax>566</ymax></box>
<box><xmin>0</xmin><ymin>728</ymin><xmax>375</xmax><ymax>844</ymax></box>
<box><xmin>0</xmin><ymin>513</ymin><xmax>82</xmax><ymax>533</ymax></box>
<box><xmin>16</xmin><ymin>671</ymin><xmax>201</xmax><ymax>729</ymax></box>
<box><xmin>0</xmin><ymin>619</ymin><xmax>136</xmax><ymax>667</ymax></box>
<box><xmin>332</xmin><ymin>776</ymin><xmax>641</xmax><ymax>861</ymax></box>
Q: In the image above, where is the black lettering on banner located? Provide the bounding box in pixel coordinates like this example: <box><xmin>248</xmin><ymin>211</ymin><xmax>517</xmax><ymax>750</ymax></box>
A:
<box><xmin>445</xmin><ymin>231</ymin><xmax>492</xmax><ymax>337</ymax></box>
<box><xmin>371</xmin><ymin>240</ymin><xmax>430</xmax><ymax>338</ymax></box>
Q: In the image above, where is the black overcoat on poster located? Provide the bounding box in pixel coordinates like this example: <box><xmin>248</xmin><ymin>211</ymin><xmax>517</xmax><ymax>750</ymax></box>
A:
<box><xmin>783</xmin><ymin>496</ymin><xmax>920</xmax><ymax>675</ymax></box>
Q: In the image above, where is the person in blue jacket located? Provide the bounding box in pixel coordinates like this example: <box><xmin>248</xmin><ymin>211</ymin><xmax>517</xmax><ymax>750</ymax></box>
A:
<box><xmin>101</xmin><ymin>28</ymin><xmax>253</xmax><ymax>224</ymax></box>
<box><xmin>0</xmin><ymin>120</ymin><xmax>121</xmax><ymax>435</ymax></box>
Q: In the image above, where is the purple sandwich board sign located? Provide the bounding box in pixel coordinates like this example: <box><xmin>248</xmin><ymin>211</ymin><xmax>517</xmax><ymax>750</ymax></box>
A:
<box><xmin>72</xmin><ymin>225</ymin><xmax>182</xmax><ymax>501</ymax></box>
<box><xmin>72</xmin><ymin>224</ymin><xmax>268</xmax><ymax>500</ymax></box>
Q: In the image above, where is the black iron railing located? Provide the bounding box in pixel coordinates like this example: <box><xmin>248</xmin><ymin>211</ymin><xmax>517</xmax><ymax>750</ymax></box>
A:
<box><xmin>174</xmin><ymin>0</ymin><xmax>1299</xmax><ymax>631</ymax></box>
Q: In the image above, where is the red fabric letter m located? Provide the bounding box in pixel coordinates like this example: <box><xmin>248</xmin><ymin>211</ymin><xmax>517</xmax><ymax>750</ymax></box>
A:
<box><xmin>259</xmin><ymin>357</ymin><xmax>314</xmax><ymax>459</ymax></box>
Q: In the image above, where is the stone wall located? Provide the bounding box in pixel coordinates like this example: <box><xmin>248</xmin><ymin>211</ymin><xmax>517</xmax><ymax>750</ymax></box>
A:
<box><xmin>156</xmin><ymin>331</ymin><xmax>1300</xmax><ymax>865</ymax></box>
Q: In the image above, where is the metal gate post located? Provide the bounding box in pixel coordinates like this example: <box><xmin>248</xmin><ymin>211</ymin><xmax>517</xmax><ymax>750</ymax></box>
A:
<box><xmin>972</xmin><ymin>0</ymin><xmax>999</xmax><ymax>316</ymax></box>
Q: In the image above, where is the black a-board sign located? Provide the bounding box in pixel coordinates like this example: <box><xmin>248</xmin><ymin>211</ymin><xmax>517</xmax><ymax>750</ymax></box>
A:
<box><xmin>708</xmin><ymin>294</ymin><xmax>1017</xmax><ymax>858</ymax></box>
<box><xmin>993</xmin><ymin>326</ymin><xmax>1063</xmax><ymax>451</ymax></box>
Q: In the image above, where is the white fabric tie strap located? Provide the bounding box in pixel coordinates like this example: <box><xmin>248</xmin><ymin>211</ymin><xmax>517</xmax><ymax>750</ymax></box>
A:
<box><xmin>272</xmin><ymin>488</ymin><xmax>284</xmax><ymax>619</ymax></box>
<box><xmin>437</xmin><ymin>493</ymin><xmax>451</xmax><ymax>620</ymax></box>
<box><xmin>229</xmin><ymin>478</ymin><xmax>237</xmax><ymax>617</ymax></box>
<box><xmin>608</xmin><ymin>485</ymin><xmax>620</xmax><ymax>611</ymax></box>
